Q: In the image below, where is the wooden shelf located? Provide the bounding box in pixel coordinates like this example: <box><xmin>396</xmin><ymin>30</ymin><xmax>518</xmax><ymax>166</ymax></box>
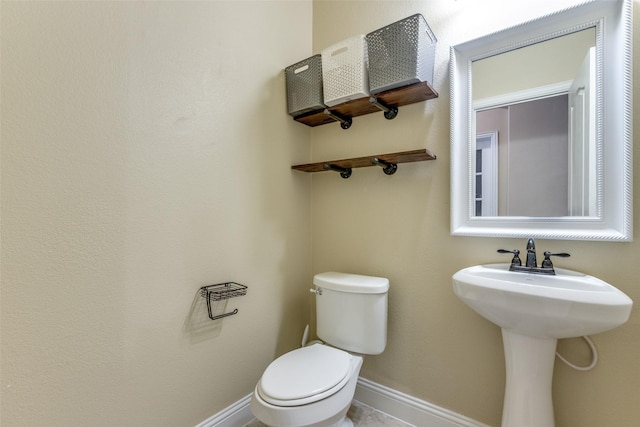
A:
<box><xmin>292</xmin><ymin>149</ymin><xmax>436</xmax><ymax>173</ymax></box>
<box><xmin>290</xmin><ymin>82</ymin><xmax>438</xmax><ymax>178</ymax></box>
<box><xmin>293</xmin><ymin>81</ymin><xmax>439</xmax><ymax>127</ymax></box>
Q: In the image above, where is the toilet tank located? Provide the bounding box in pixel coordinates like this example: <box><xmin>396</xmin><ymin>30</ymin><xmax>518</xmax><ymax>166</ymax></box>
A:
<box><xmin>313</xmin><ymin>272</ymin><xmax>389</xmax><ymax>355</ymax></box>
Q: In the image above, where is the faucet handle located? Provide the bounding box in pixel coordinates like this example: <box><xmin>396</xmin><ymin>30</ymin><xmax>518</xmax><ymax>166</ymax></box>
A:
<box><xmin>541</xmin><ymin>251</ymin><xmax>571</xmax><ymax>269</ymax></box>
<box><xmin>497</xmin><ymin>249</ymin><xmax>522</xmax><ymax>266</ymax></box>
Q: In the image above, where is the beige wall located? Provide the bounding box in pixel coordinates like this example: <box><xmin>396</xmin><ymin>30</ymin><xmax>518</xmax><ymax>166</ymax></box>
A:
<box><xmin>2</xmin><ymin>1</ymin><xmax>639</xmax><ymax>427</ymax></box>
<box><xmin>1</xmin><ymin>1</ymin><xmax>312</xmax><ymax>426</ymax></box>
<box><xmin>312</xmin><ymin>1</ymin><xmax>640</xmax><ymax>427</ymax></box>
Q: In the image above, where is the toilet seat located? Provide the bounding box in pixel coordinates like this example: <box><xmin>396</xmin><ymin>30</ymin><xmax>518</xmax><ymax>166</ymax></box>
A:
<box><xmin>258</xmin><ymin>344</ymin><xmax>352</xmax><ymax>407</ymax></box>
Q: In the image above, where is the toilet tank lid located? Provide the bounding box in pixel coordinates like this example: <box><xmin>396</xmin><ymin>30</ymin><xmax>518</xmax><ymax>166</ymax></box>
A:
<box><xmin>313</xmin><ymin>272</ymin><xmax>389</xmax><ymax>294</ymax></box>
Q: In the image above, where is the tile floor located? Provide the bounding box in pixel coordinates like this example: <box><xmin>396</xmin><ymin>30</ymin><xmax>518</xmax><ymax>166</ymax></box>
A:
<box><xmin>245</xmin><ymin>400</ymin><xmax>413</xmax><ymax>427</ymax></box>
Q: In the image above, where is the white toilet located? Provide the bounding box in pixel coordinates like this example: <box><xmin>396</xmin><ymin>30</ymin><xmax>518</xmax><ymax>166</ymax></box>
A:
<box><xmin>250</xmin><ymin>272</ymin><xmax>389</xmax><ymax>427</ymax></box>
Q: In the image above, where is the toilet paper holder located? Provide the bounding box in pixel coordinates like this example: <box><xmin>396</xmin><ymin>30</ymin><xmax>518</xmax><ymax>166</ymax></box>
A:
<box><xmin>199</xmin><ymin>282</ymin><xmax>248</xmax><ymax>320</ymax></box>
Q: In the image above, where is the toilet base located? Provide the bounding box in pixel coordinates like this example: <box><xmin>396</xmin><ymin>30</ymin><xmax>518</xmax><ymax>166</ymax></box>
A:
<box><xmin>328</xmin><ymin>416</ymin><xmax>353</xmax><ymax>427</ymax></box>
<box><xmin>252</xmin><ymin>396</ymin><xmax>353</xmax><ymax>427</ymax></box>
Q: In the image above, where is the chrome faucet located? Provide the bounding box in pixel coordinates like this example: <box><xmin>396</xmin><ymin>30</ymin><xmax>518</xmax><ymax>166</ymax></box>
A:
<box><xmin>498</xmin><ymin>238</ymin><xmax>570</xmax><ymax>275</ymax></box>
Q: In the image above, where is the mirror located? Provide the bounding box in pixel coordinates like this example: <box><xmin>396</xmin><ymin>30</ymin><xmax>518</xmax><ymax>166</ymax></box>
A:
<box><xmin>450</xmin><ymin>0</ymin><xmax>632</xmax><ymax>241</ymax></box>
<box><xmin>474</xmin><ymin>29</ymin><xmax>594</xmax><ymax>217</ymax></box>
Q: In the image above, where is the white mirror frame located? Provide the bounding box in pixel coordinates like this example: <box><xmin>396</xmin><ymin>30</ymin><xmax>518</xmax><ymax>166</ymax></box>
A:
<box><xmin>450</xmin><ymin>0</ymin><xmax>632</xmax><ymax>241</ymax></box>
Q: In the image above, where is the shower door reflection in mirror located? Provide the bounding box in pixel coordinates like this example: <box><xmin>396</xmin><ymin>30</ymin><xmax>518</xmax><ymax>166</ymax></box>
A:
<box><xmin>472</xmin><ymin>28</ymin><xmax>594</xmax><ymax>218</ymax></box>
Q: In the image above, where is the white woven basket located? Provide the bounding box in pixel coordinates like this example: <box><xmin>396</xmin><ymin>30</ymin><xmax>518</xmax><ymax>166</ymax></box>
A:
<box><xmin>321</xmin><ymin>35</ymin><xmax>370</xmax><ymax>107</ymax></box>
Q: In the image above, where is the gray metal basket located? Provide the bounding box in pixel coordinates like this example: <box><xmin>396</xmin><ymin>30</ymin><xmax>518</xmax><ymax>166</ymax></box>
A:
<box><xmin>366</xmin><ymin>14</ymin><xmax>437</xmax><ymax>95</ymax></box>
<box><xmin>285</xmin><ymin>54</ymin><xmax>325</xmax><ymax>117</ymax></box>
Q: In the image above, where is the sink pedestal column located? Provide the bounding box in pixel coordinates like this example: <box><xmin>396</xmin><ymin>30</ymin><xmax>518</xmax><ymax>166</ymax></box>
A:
<box><xmin>501</xmin><ymin>329</ymin><xmax>557</xmax><ymax>427</ymax></box>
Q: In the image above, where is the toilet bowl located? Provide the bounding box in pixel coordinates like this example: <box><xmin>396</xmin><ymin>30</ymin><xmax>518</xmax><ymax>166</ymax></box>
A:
<box><xmin>250</xmin><ymin>272</ymin><xmax>389</xmax><ymax>427</ymax></box>
<box><xmin>250</xmin><ymin>343</ymin><xmax>363</xmax><ymax>427</ymax></box>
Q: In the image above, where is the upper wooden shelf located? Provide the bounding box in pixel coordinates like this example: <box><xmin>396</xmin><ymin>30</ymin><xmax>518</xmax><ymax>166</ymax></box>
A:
<box><xmin>293</xmin><ymin>81</ymin><xmax>439</xmax><ymax>127</ymax></box>
<box><xmin>292</xmin><ymin>149</ymin><xmax>436</xmax><ymax>175</ymax></box>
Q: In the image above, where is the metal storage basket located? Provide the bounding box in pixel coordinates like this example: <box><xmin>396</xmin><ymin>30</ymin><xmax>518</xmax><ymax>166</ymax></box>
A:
<box><xmin>366</xmin><ymin>14</ymin><xmax>437</xmax><ymax>94</ymax></box>
<box><xmin>285</xmin><ymin>54</ymin><xmax>325</xmax><ymax>117</ymax></box>
<box><xmin>321</xmin><ymin>34</ymin><xmax>370</xmax><ymax>107</ymax></box>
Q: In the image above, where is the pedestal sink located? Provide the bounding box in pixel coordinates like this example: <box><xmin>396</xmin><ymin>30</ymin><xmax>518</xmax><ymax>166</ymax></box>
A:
<box><xmin>452</xmin><ymin>263</ymin><xmax>633</xmax><ymax>427</ymax></box>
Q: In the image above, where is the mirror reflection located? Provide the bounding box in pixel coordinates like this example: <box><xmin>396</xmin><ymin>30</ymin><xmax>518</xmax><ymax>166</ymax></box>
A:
<box><xmin>472</xmin><ymin>28</ymin><xmax>595</xmax><ymax>217</ymax></box>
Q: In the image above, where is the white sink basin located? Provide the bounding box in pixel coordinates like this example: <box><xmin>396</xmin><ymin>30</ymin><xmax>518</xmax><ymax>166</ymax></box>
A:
<box><xmin>452</xmin><ymin>263</ymin><xmax>633</xmax><ymax>338</ymax></box>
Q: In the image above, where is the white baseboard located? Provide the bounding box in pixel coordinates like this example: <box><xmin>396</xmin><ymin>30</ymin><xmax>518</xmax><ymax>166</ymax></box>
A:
<box><xmin>196</xmin><ymin>378</ymin><xmax>491</xmax><ymax>427</ymax></box>
<box><xmin>195</xmin><ymin>394</ymin><xmax>254</xmax><ymax>427</ymax></box>
<box><xmin>354</xmin><ymin>378</ymin><xmax>492</xmax><ymax>427</ymax></box>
